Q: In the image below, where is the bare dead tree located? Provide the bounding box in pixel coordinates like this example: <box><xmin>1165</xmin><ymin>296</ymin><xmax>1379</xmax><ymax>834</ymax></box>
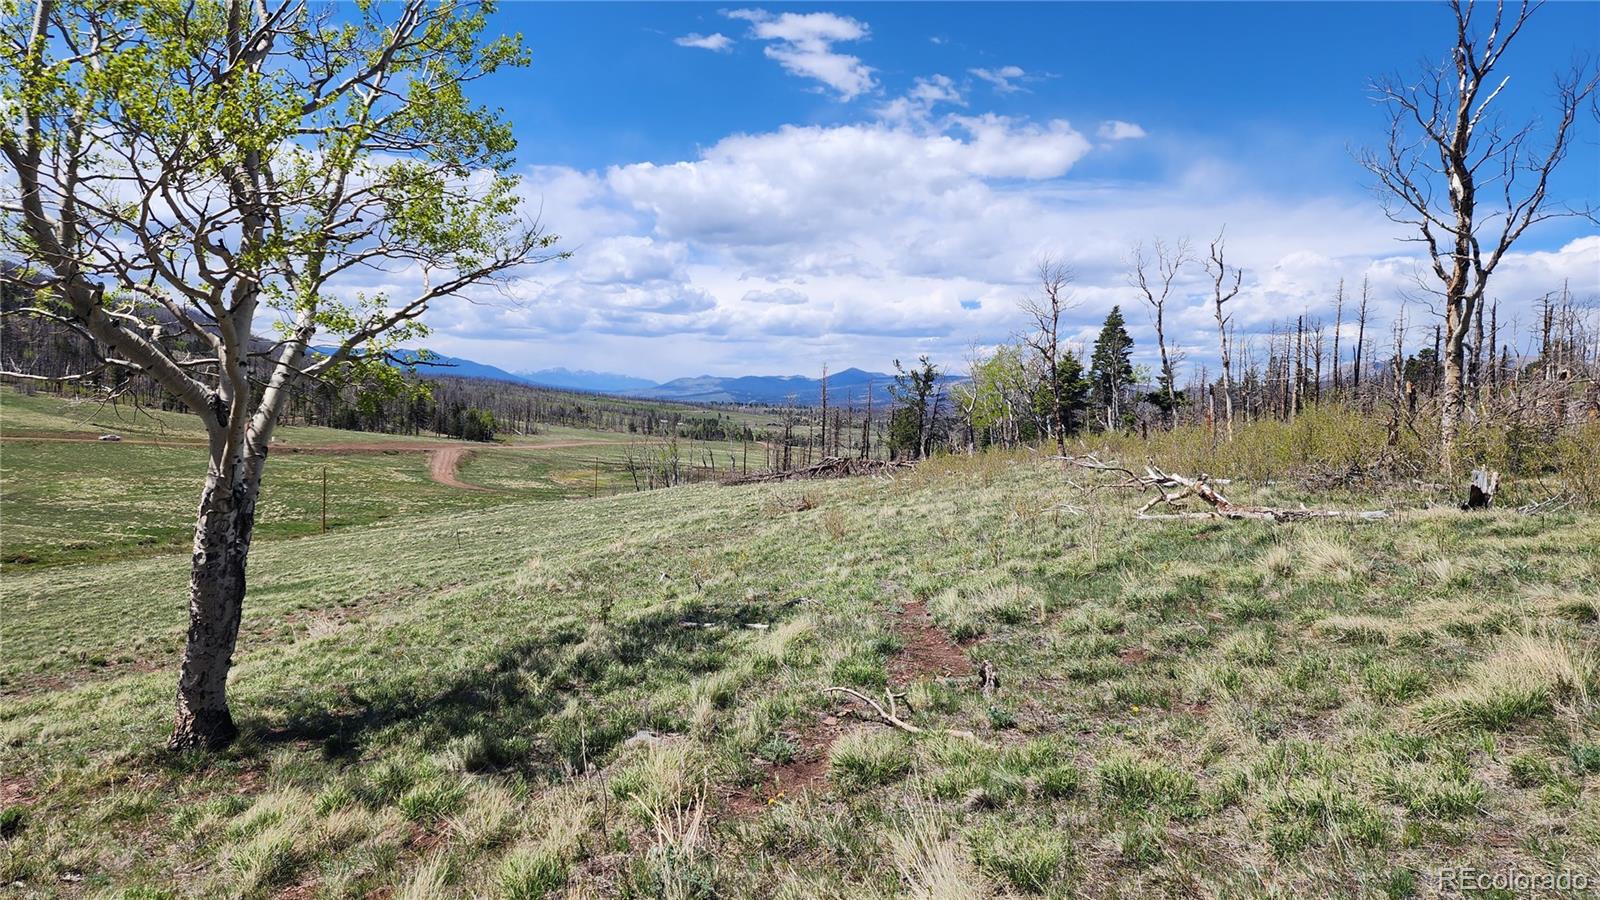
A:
<box><xmin>1129</xmin><ymin>238</ymin><xmax>1191</xmax><ymax>428</ymax></box>
<box><xmin>1433</xmin><ymin>324</ymin><xmax>1444</xmax><ymax>396</ymax></box>
<box><xmin>1354</xmin><ymin>276</ymin><xmax>1372</xmax><ymax>398</ymax></box>
<box><xmin>1487</xmin><ymin>299</ymin><xmax>1500</xmax><ymax>391</ymax></box>
<box><xmin>1289</xmin><ymin>315</ymin><xmax>1304</xmax><ymax>421</ymax></box>
<box><xmin>1332</xmin><ymin>279</ymin><xmax>1346</xmax><ymax>394</ymax></box>
<box><xmin>1471</xmin><ymin>293</ymin><xmax>1486</xmax><ymax>397</ymax></box>
<box><xmin>860</xmin><ymin>381</ymin><xmax>873</xmax><ymax>460</ymax></box>
<box><xmin>955</xmin><ymin>342</ymin><xmax>985</xmax><ymax>453</ymax></box>
<box><xmin>780</xmin><ymin>395</ymin><xmax>799</xmax><ymax>470</ymax></box>
<box><xmin>1360</xmin><ymin>0</ymin><xmax>1598</xmax><ymax>465</ymax></box>
<box><xmin>819</xmin><ymin>364</ymin><xmax>829</xmax><ymax>457</ymax></box>
<box><xmin>1019</xmin><ymin>257</ymin><xmax>1076</xmax><ymax>455</ymax></box>
<box><xmin>1205</xmin><ymin>231</ymin><xmax>1243</xmax><ymax>439</ymax></box>
<box><xmin>1311</xmin><ymin>319</ymin><xmax>1327</xmax><ymax>406</ymax></box>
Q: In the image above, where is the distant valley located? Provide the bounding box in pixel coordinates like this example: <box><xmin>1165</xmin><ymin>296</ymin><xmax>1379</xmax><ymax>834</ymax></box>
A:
<box><xmin>364</xmin><ymin>348</ymin><xmax>910</xmax><ymax>405</ymax></box>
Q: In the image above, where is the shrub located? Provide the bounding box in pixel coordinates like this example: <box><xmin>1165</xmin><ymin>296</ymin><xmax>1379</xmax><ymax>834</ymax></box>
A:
<box><xmin>986</xmin><ymin>705</ymin><xmax>1018</xmax><ymax>730</ymax></box>
<box><xmin>754</xmin><ymin>733</ymin><xmax>799</xmax><ymax>765</ymax></box>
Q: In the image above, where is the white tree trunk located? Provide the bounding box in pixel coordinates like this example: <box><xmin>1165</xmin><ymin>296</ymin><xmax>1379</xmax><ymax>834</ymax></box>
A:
<box><xmin>168</xmin><ymin>458</ymin><xmax>262</xmax><ymax>750</ymax></box>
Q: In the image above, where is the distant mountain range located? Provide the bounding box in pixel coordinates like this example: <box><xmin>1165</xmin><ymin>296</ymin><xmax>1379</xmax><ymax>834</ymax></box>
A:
<box><xmin>634</xmin><ymin>367</ymin><xmax>895</xmax><ymax>405</ymax></box>
<box><xmin>326</xmin><ymin>347</ymin><xmax>932</xmax><ymax>405</ymax></box>
<box><xmin>514</xmin><ymin>367</ymin><xmax>659</xmax><ymax>393</ymax></box>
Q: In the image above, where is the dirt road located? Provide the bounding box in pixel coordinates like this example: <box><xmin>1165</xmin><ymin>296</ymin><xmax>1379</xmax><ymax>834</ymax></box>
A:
<box><xmin>5</xmin><ymin>431</ymin><xmax>621</xmax><ymax>490</ymax></box>
<box><xmin>426</xmin><ymin>447</ymin><xmax>485</xmax><ymax>491</ymax></box>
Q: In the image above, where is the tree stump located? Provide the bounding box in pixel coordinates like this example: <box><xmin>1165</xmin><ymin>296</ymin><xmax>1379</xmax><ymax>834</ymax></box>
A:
<box><xmin>1463</xmin><ymin>468</ymin><xmax>1499</xmax><ymax>510</ymax></box>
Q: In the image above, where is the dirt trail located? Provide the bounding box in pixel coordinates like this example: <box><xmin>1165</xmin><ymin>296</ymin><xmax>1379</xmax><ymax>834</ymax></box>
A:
<box><xmin>6</xmin><ymin>431</ymin><xmax>618</xmax><ymax>451</ymax></box>
<box><xmin>426</xmin><ymin>447</ymin><xmax>486</xmax><ymax>491</ymax></box>
<box><xmin>888</xmin><ymin>599</ymin><xmax>975</xmax><ymax>683</ymax></box>
<box><xmin>7</xmin><ymin>431</ymin><xmax>621</xmax><ymax>491</ymax></box>
<box><xmin>728</xmin><ymin>599</ymin><xmax>974</xmax><ymax>816</ymax></box>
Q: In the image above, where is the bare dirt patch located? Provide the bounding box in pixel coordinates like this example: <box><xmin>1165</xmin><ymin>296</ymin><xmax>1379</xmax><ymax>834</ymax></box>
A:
<box><xmin>426</xmin><ymin>447</ymin><xmax>485</xmax><ymax>491</ymax></box>
<box><xmin>2</xmin><ymin>772</ymin><xmax>36</xmax><ymax>808</ymax></box>
<box><xmin>888</xmin><ymin>599</ymin><xmax>975</xmax><ymax>684</ymax></box>
<box><xmin>1117</xmin><ymin>646</ymin><xmax>1151</xmax><ymax>665</ymax></box>
<box><xmin>728</xmin><ymin>601</ymin><xmax>976</xmax><ymax>816</ymax></box>
<box><xmin>726</xmin><ymin>712</ymin><xmax>851</xmax><ymax>817</ymax></box>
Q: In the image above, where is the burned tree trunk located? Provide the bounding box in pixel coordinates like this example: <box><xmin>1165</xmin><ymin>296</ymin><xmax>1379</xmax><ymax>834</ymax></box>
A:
<box><xmin>1462</xmin><ymin>468</ymin><xmax>1499</xmax><ymax>511</ymax></box>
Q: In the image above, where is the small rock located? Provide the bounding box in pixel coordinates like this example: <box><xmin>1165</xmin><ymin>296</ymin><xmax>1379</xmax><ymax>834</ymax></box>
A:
<box><xmin>623</xmin><ymin>730</ymin><xmax>659</xmax><ymax>747</ymax></box>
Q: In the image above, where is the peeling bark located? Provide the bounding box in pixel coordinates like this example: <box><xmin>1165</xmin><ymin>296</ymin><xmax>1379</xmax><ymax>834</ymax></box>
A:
<box><xmin>168</xmin><ymin>457</ymin><xmax>262</xmax><ymax>751</ymax></box>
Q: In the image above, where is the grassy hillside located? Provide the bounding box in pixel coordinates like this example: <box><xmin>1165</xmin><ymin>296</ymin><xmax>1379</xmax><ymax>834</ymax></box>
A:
<box><xmin>0</xmin><ymin>390</ymin><xmax>749</xmax><ymax>568</ymax></box>
<box><xmin>0</xmin><ymin>451</ymin><xmax>1595</xmax><ymax>897</ymax></box>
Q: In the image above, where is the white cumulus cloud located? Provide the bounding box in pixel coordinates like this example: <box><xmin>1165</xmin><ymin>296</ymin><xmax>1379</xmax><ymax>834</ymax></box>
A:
<box><xmin>876</xmin><ymin>74</ymin><xmax>965</xmax><ymax>123</ymax></box>
<box><xmin>1097</xmin><ymin>120</ymin><xmax>1148</xmax><ymax>140</ymax></box>
<box><xmin>674</xmin><ymin>32</ymin><xmax>733</xmax><ymax>52</ymax></box>
<box><xmin>408</xmin><ymin>102</ymin><xmax>1594</xmax><ymax>381</ymax></box>
<box><xmin>970</xmin><ymin>65</ymin><xmax>1027</xmax><ymax>93</ymax></box>
<box><xmin>725</xmin><ymin>8</ymin><xmax>876</xmax><ymax>100</ymax></box>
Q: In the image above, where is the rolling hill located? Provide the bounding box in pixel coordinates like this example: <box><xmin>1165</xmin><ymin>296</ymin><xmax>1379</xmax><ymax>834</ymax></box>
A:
<box><xmin>635</xmin><ymin>367</ymin><xmax>900</xmax><ymax>405</ymax></box>
<box><xmin>340</xmin><ymin>347</ymin><xmax>929</xmax><ymax>406</ymax></box>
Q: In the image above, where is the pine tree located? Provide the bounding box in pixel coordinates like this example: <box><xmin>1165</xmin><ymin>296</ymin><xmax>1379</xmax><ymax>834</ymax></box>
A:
<box><xmin>888</xmin><ymin>356</ymin><xmax>941</xmax><ymax>459</ymax></box>
<box><xmin>1089</xmin><ymin>307</ymin><xmax>1136</xmax><ymax>431</ymax></box>
<box><xmin>1034</xmin><ymin>353</ymin><xmax>1093</xmax><ymax>438</ymax></box>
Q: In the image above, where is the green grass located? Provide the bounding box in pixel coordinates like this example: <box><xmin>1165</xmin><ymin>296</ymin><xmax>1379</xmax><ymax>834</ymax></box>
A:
<box><xmin>458</xmin><ymin>436</ymin><xmax>752</xmax><ymax>498</ymax></box>
<box><xmin>0</xmin><ymin>448</ymin><xmax>1597</xmax><ymax>896</ymax></box>
<box><xmin>0</xmin><ymin>437</ymin><xmax>504</xmax><ymax>568</ymax></box>
<box><xmin>0</xmin><ymin>388</ymin><xmax>750</xmax><ymax>569</ymax></box>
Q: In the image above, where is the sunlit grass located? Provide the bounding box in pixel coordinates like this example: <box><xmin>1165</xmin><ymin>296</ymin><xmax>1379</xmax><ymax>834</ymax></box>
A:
<box><xmin>0</xmin><ymin>432</ymin><xmax>1595</xmax><ymax>896</ymax></box>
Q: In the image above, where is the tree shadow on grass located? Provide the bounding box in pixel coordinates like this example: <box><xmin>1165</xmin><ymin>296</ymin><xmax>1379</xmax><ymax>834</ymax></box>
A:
<box><xmin>232</xmin><ymin>595</ymin><xmax>784</xmax><ymax>778</ymax></box>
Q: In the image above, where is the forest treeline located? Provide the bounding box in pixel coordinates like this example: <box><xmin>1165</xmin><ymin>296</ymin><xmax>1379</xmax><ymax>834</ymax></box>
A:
<box><xmin>5</xmin><ymin>269</ymin><xmax>1596</xmax><ymax>489</ymax></box>
<box><xmin>868</xmin><ymin>268</ymin><xmax>1597</xmax><ymax>490</ymax></box>
<box><xmin>0</xmin><ymin>281</ymin><xmax>760</xmax><ymax>445</ymax></box>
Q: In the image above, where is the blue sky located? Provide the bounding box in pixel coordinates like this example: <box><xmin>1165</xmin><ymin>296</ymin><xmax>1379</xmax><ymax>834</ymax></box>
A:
<box><xmin>411</xmin><ymin>1</ymin><xmax>1600</xmax><ymax>380</ymax></box>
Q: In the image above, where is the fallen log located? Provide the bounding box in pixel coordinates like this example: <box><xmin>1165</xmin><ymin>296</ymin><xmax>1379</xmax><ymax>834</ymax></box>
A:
<box><xmin>727</xmin><ymin>456</ymin><xmax>915</xmax><ymax>484</ymax></box>
<box><xmin>1054</xmin><ymin>455</ymin><xmax>1390</xmax><ymax>523</ymax></box>
<box><xmin>1517</xmin><ymin>492</ymin><xmax>1574</xmax><ymax>515</ymax></box>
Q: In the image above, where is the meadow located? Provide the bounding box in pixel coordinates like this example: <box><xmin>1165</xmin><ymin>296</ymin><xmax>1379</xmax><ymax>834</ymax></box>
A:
<box><xmin>0</xmin><ymin>390</ymin><xmax>747</xmax><ymax>568</ymax></box>
<box><xmin>0</xmin><ymin>417</ymin><xmax>1596</xmax><ymax>896</ymax></box>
